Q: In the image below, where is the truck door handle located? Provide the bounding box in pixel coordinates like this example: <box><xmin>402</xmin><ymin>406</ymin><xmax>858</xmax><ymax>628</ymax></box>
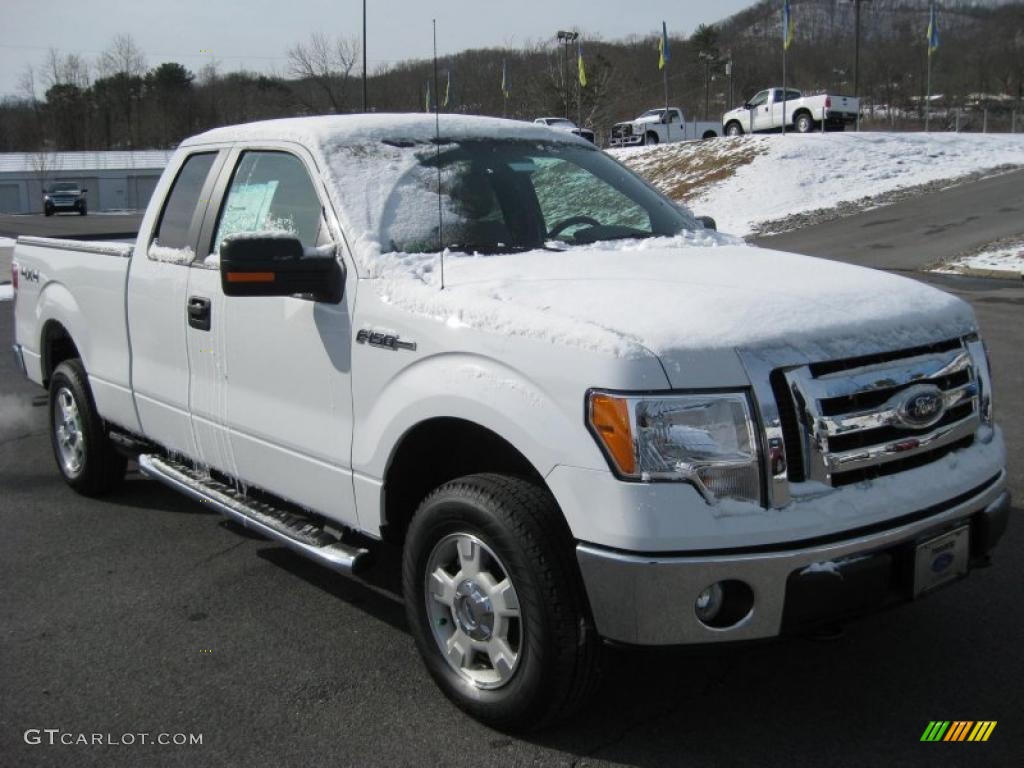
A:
<box><xmin>187</xmin><ymin>296</ymin><xmax>211</xmax><ymax>331</ymax></box>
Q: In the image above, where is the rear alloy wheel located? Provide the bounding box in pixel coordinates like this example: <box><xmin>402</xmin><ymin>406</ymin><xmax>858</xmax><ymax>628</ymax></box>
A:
<box><xmin>796</xmin><ymin>113</ymin><xmax>814</xmax><ymax>133</ymax></box>
<box><xmin>49</xmin><ymin>358</ymin><xmax>126</xmax><ymax>495</ymax></box>
<box><xmin>403</xmin><ymin>473</ymin><xmax>600</xmax><ymax>730</ymax></box>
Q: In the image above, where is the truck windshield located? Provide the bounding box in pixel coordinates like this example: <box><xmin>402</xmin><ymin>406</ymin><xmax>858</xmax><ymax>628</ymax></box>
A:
<box><xmin>50</xmin><ymin>183</ymin><xmax>78</xmax><ymax>192</ymax></box>
<box><xmin>359</xmin><ymin>138</ymin><xmax>696</xmax><ymax>255</ymax></box>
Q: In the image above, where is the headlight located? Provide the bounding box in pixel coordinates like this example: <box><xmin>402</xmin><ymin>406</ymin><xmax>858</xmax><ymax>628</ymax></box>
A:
<box><xmin>587</xmin><ymin>391</ymin><xmax>762</xmax><ymax>504</ymax></box>
<box><xmin>43</xmin><ymin>195</ymin><xmax>50</xmax><ymax>201</ymax></box>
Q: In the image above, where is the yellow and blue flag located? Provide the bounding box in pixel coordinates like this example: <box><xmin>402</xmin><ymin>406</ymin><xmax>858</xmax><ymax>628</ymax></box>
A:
<box><xmin>425</xmin><ymin>80</ymin><xmax>431</xmax><ymax>113</ymax></box>
<box><xmin>783</xmin><ymin>0</ymin><xmax>795</xmax><ymax>51</ymax></box>
<box><xmin>501</xmin><ymin>60</ymin><xmax>509</xmax><ymax>98</ymax></box>
<box><xmin>658</xmin><ymin>21</ymin><xmax>670</xmax><ymax>70</ymax></box>
<box><xmin>927</xmin><ymin>4</ymin><xmax>940</xmax><ymax>56</ymax></box>
<box><xmin>578</xmin><ymin>42</ymin><xmax>587</xmax><ymax>87</ymax></box>
<box><xmin>443</xmin><ymin>71</ymin><xmax>451</xmax><ymax>107</ymax></box>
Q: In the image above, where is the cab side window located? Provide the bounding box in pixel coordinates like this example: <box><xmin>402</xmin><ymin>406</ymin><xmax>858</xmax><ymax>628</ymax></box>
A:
<box><xmin>151</xmin><ymin>152</ymin><xmax>217</xmax><ymax>259</ymax></box>
<box><xmin>211</xmin><ymin>151</ymin><xmax>325</xmax><ymax>253</ymax></box>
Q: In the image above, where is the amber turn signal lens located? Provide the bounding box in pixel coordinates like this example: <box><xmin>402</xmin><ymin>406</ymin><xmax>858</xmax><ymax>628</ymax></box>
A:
<box><xmin>226</xmin><ymin>271</ymin><xmax>276</xmax><ymax>283</ymax></box>
<box><xmin>588</xmin><ymin>393</ymin><xmax>636</xmax><ymax>475</ymax></box>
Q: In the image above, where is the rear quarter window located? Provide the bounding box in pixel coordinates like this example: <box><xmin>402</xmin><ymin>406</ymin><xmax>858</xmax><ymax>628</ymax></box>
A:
<box><xmin>152</xmin><ymin>152</ymin><xmax>217</xmax><ymax>255</ymax></box>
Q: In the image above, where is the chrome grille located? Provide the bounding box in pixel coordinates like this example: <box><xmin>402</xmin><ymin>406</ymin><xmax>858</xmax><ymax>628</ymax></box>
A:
<box><xmin>778</xmin><ymin>339</ymin><xmax>981</xmax><ymax>488</ymax></box>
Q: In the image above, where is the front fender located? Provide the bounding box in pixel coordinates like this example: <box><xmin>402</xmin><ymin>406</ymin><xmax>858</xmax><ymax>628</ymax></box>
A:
<box><xmin>353</xmin><ymin>351</ymin><xmax>604</xmax><ymax>483</ymax></box>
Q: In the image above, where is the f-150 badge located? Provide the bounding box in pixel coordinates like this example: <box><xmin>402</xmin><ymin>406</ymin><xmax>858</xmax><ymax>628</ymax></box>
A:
<box><xmin>356</xmin><ymin>329</ymin><xmax>417</xmax><ymax>351</ymax></box>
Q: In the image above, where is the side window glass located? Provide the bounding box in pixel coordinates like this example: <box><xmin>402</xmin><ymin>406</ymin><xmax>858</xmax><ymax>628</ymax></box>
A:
<box><xmin>749</xmin><ymin>91</ymin><xmax>768</xmax><ymax>108</ymax></box>
<box><xmin>212</xmin><ymin>151</ymin><xmax>324</xmax><ymax>254</ymax></box>
<box><xmin>150</xmin><ymin>152</ymin><xmax>216</xmax><ymax>263</ymax></box>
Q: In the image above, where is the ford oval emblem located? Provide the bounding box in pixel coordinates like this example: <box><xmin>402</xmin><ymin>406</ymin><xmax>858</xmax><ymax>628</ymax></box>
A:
<box><xmin>896</xmin><ymin>385</ymin><xmax>946</xmax><ymax>429</ymax></box>
<box><xmin>931</xmin><ymin>551</ymin><xmax>955</xmax><ymax>573</ymax></box>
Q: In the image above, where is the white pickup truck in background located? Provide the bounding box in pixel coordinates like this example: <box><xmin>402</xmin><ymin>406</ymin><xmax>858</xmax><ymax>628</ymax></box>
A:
<box><xmin>608</xmin><ymin>107</ymin><xmax>721</xmax><ymax>146</ymax></box>
<box><xmin>532</xmin><ymin>116</ymin><xmax>596</xmax><ymax>143</ymax></box>
<box><xmin>10</xmin><ymin>114</ymin><xmax>1010</xmax><ymax>730</ymax></box>
<box><xmin>723</xmin><ymin>88</ymin><xmax>860</xmax><ymax>135</ymax></box>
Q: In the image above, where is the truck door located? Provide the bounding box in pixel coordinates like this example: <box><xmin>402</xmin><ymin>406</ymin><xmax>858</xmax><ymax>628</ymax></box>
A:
<box><xmin>127</xmin><ymin>150</ymin><xmax>225</xmax><ymax>457</ymax></box>
<box><xmin>186</xmin><ymin>147</ymin><xmax>359</xmax><ymax>528</ymax></box>
<box><xmin>748</xmin><ymin>90</ymin><xmax>772</xmax><ymax>132</ymax></box>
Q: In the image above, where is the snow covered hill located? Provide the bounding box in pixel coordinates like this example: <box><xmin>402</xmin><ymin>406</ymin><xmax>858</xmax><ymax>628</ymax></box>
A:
<box><xmin>614</xmin><ymin>133</ymin><xmax>1024</xmax><ymax>237</ymax></box>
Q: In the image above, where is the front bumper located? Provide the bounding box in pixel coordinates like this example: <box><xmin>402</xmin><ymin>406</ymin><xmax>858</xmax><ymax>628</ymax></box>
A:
<box><xmin>608</xmin><ymin>134</ymin><xmax>644</xmax><ymax>147</ymax></box>
<box><xmin>577</xmin><ymin>475</ymin><xmax>1009</xmax><ymax>645</ymax></box>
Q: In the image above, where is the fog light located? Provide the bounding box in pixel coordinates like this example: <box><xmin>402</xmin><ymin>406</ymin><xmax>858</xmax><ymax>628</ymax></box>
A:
<box><xmin>694</xmin><ymin>579</ymin><xmax>755</xmax><ymax>629</ymax></box>
<box><xmin>695</xmin><ymin>582</ymin><xmax>724</xmax><ymax>623</ymax></box>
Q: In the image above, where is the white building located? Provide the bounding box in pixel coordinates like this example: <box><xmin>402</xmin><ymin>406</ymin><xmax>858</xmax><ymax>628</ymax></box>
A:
<box><xmin>0</xmin><ymin>150</ymin><xmax>174</xmax><ymax>214</ymax></box>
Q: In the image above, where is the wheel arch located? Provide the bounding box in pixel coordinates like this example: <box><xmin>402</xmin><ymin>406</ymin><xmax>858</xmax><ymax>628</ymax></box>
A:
<box><xmin>40</xmin><ymin>319</ymin><xmax>81</xmax><ymax>388</ymax></box>
<box><xmin>380</xmin><ymin>416</ymin><xmax>550</xmax><ymax>543</ymax></box>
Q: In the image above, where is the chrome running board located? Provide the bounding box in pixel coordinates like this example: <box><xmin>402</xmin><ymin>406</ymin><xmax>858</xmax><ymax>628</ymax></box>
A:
<box><xmin>138</xmin><ymin>454</ymin><xmax>371</xmax><ymax>575</ymax></box>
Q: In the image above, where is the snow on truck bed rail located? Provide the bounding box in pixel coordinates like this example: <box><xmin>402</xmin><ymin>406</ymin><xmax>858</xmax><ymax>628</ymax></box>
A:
<box><xmin>614</xmin><ymin>132</ymin><xmax>1024</xmax><ymax>237</ymax></box>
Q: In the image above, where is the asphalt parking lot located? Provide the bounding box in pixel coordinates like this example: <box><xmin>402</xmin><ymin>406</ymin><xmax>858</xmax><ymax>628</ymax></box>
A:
<box><xmin>1</xmin><ymin>186</ymin><xmax>1021</xmax><ymax>766</ymax></box>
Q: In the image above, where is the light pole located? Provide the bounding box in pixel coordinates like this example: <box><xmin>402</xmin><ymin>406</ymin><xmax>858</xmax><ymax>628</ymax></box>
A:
<box><xmin>698</xmin><ymin>51</ymin><xmax>716</xmax><ymax>121</ymax></box>
<box><xmin>850</xmin><ymin>1</ymin><xmax>871</xmax><ymax>97</ymax></box>
<box><xmin>361</xmin><ymin>0</ymin><xmax>367</xmax><ymax>111</ymax></box>
<box><xmin>556</xmin><ymin>30</ymin><xmax>579</xmax><ymax>120</ymax></box>
<box><xmin>725</xmin><ymin>52</ymin><xmax>733</xmax><ymax>108</ymax></box>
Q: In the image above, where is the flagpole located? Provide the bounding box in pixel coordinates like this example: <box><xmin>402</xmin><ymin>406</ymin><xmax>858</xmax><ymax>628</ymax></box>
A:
<box><xmin>925</xmin><ymin>47</ymin><xmax>931</xmax><ymax>132</ymax></box>
<box><xmin>782</xmin><ymin>42</ymin><xmax>787</xmax><ymax>136</ymax></box>
<box><xmin>662</xmin><ymin>22</ymin><xmax>670</xmax><ymax>142</ymax></box>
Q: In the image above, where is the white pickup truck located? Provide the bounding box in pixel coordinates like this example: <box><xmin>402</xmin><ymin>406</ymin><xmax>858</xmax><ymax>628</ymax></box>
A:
<box><xmin>11</xmin><ymin>115</ymin><xmax>1010</xmax><ymax>730</ymax></box>
<box><xmin>723</xmin><ymin>88</ymin><xmax>860</xmax><ymax>135</ymax></box>
<box><xmin>608</xmin><ymin>107</ymin><xmax>720</xmax><ymax>146</ymax></box>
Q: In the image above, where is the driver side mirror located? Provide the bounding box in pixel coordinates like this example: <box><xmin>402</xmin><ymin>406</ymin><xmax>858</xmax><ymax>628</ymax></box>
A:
<box><xmin>696</xmin><ymin>216</ymin><xmax>717</xmax><ymax>231</ymax></box>
<box><xmin>220</xmin><ymin>235</ymin><xmax>343</xmax><ymax>303</ymax></box>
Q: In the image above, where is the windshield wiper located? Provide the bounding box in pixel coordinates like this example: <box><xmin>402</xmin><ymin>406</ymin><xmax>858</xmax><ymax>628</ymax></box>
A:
<box><xmin>446</xmin><ymin>242</ymin><xmax>561</xmax><ymax>255</ymax></box>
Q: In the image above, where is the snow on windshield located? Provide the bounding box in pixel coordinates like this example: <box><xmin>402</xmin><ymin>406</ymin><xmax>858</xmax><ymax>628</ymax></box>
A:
<box><xmin>318</xmin><ymin>138</ymin><xmax>696</xmax><ymax>271</ymax></box>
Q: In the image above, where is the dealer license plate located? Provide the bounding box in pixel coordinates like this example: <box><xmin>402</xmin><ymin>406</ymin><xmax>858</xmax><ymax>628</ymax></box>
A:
<box><xmin>914</xmin><ymin>525</ymin><xmax>970</xmax><ymax>597</ymax></box>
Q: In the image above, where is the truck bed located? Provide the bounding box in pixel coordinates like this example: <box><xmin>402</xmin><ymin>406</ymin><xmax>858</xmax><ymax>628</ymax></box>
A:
<box><xmin>13</xmin><ymin>236</ymin><xmax>137</xmax><ymax>431</ymax></box>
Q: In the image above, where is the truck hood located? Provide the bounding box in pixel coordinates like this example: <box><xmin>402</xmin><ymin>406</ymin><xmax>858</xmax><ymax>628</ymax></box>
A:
<box><xmin>373</xmin><ymin>236</ymin><xmax>976</xmax><ymax>380</ymax></box>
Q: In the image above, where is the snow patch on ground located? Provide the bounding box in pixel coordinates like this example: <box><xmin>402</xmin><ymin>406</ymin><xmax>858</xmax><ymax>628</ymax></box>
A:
<box><xmin>0</xmin><ymin>237</ymin><xmax>16</xmax><ymax>248</ymax></box>
<box><xmin>934</xmin><ymin>238</ymin><xmax>1024</xmax><ymax>276</ymax></box>
<box><xmin>0</xmin><ymin>284</ymin><xmax>12</xmax><ymax>301</ymax></box>
<box><xmin>0</xmin><ymin>393</ymin><xmax>39</xmax><ymax>435</ymax></box>
<box><xmin>615</xmin><ymin>133</ymin><xmax>1024</xmax><ymax>237</ymax></box>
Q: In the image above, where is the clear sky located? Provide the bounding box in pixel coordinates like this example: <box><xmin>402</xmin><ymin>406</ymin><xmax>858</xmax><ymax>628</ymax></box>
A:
<box><xmin>1</xmin><ymin>0</ymin><xmax>752</xmax><ymax>98</ymax></box>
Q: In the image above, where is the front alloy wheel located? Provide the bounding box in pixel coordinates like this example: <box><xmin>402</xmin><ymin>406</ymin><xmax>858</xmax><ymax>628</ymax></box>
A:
<box><xmin>425</xmin><ymin>533</ymin><xmax>522</xmax><ymax>689</ymax></box>
<box><xmin>403</xmin><ymin>473</ymin><xmax>600</xmax><ymax>730</ymax></box>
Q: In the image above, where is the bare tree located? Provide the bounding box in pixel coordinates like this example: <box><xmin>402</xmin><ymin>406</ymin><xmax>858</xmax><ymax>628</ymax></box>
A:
<box><xmin>97</xmin><ymin>33</ymin><xmax>147</xmax><ymax>78</ymax></box>
<box><xmin>43</xmin><ymin>49</ymin><xmax>91</xmax><ymax>89</ymax></box>
<box><xmin>287</xmin><ymin>33</ymin><xmax>360</xmax><ymax>112</ymax></box>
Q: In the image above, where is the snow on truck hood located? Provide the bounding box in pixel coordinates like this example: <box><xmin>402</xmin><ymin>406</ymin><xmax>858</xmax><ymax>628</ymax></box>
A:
<box><xmin>372</xmin><ymin>235</ymin><xmax>976</xmax><ymax>364</ymax></box>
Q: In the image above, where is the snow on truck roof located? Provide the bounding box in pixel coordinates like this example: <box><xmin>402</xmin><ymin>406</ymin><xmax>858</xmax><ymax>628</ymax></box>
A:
<box><xmin>183</xmin><ymin>113</ymin><xmax>592</xmax><ymax>149</ymax></box>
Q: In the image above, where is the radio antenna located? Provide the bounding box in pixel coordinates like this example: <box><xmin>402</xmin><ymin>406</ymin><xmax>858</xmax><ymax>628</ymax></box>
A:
<box><xmin>433</xmin><ymin>19</ymin><xmax>445</xmax><ymax>290</ymax></box>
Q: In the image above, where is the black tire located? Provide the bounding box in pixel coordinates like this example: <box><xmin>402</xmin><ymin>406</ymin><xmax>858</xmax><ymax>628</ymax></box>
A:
<box><xmin>44</xmin><ymin>207</ymin><xmax>53</xmax><ymax>217</ymax></box>
<box><xmin>49</xmin><ymin>358</ymin><xmax>126</xmax><ymax>496</ymax></box>
<box><xmin>79</xmin><ymin>205</ymin><xmax>87</xmax><ymax>216</ymax></box>
<box><xmin>795</xmin><ymin>113</ymin><xmax>814</xmax><ymax>133</ymax></box>
<box><xmin>644</xmin><ymin>131</ymin><xmax>659</xmax><ymax>146</ymax></box>
<box><xmin>726</xmin><ymin>121</ymin><xmax>743</xmax><ymax>137</ymax></box>
<box><xmin>403</xmin><ymin>473</ymin><xmax>600</xmax><ymax>730</ymax></box>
